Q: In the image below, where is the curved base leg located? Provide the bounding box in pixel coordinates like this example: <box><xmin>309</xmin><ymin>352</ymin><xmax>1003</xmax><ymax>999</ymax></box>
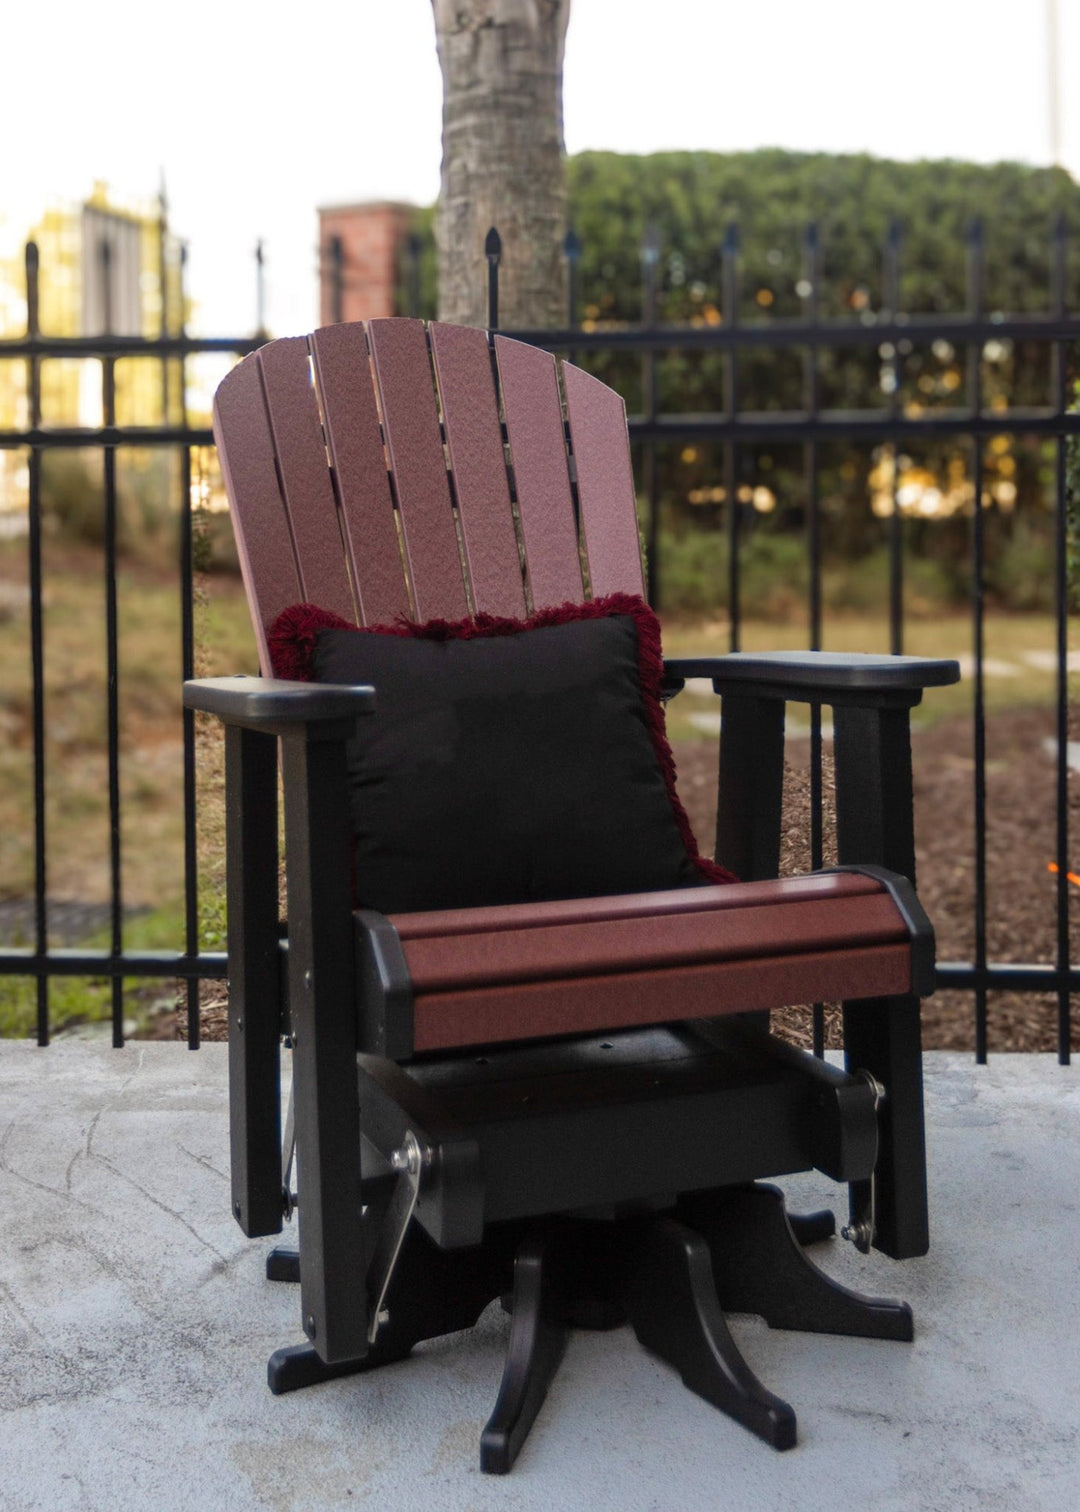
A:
<box><xmin>268</xmin><ymin>1223</ymin><xmax>515</xmax><ymax>1396</ymax></box>
<box><xmin>788</xmin><ymin>1208</ymin><xmax>836</xmax><ymax>1246</ymax></box>
<box><xmin>481</xmin><ymin>1229</ymin><xmax>570</xmax><ymax>1474</ymax></box>
<box><xmin>266</xmin><ymin>1246</ymin><xmax>301</xmax><ymax>1284</ymax></box>
<box><xmin>683</xmin><ymin>1185</ymin><xmax>913</xmax><ymax>1341</ymax></box>
<box><xmin>268</xmin><ymin>1337</ymin><xmax>411</xmax><ymax>1394</ymax></box>
<box><xmin>622</xmin><ymin>1217</ymin><xmax>797</xmax><ymax>1451</ymax></box>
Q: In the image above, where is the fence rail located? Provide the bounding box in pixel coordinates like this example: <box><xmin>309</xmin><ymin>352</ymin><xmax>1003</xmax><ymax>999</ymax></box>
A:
<box><xmin>2</xmin><ymin>221</ymin><xmax>1078</xmax><ymax>1060</ymax></box>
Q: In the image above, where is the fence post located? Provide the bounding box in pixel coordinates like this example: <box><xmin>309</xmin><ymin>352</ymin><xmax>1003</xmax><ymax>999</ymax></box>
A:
<box><xmin>802</xmin><ymin>221</ymin><xmax>826</xmax><ymax>1058</ymax></box>
<box><xmin>1051</xmin><ymin>210</ymin><xmax>1072</xmax><ymax>1064</ymax></box>
<box><xmin>405</xmin><ymin>232</ymin><xmax>422</xmax><ymax>318</ymax></box>
<box><xmin>485</xmin><ymin>226</ymin><xmax>501</xmax><ymax>332</ymax></box>
<box><xmin>564</xmin><ymin>226</ymin><xmax>581</xmax><ymax>367</ymax></box>
<box><xmin>328</xmin><ymin>235</ymin><xmax>345</xmax><ymax>324</ymax></box>
<box><xmin>641</xmin><ymin>224</ymin><xmax>660</xmax><ymax>610</ymax></box>
<box><xmin>723</xmin><ymin>221</ymin><xmax>740</xmax><ymax>650</ymax></box>
<box><xmin>255</xmin><ymin>239</ymin><xmax>267</xmax><ymax>338</ymax></box>
<box><xmin>24</xmin><ymin>241</ymin><xmax>49</xmax><ymax>1045</ymax></box>
<box><xmin>965</xmin><ymin>215</ymin><xmax>988</xmax><ymax>1062</ymax></box>
<box><xmin>885</xmin><ymin>219</ymin><xmax>904</xmax><ymax>655</ymax></box>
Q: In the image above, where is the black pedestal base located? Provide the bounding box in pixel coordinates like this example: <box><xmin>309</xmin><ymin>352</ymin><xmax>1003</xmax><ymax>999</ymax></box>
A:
<box><xmin>264</xmin><ymin>1184</ymin><xmax>911</xmax><ymax>1472</ymax></box>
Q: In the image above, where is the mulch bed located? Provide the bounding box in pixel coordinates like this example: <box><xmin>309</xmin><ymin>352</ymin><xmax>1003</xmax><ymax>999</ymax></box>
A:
<box><xmin>172</xmin><ymin>707</ymin><xmax>1077</xmax><ymax>1056</ymax></box>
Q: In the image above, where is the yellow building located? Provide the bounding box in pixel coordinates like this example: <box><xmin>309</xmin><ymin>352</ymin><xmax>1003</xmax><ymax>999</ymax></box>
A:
<box><xmin>0</xmin><ymin>184</ymin><xmax>188</xmax><ymax>523</ymax></box>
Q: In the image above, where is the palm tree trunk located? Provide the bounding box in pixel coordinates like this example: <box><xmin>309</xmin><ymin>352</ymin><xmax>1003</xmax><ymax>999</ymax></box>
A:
<box><xmin>432</xmin><ymin>0</ymin><xmax>570</xmax><ymax>329</ymax></box>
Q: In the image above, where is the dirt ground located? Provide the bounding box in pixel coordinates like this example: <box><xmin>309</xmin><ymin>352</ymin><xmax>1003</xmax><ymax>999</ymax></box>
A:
<box><xmin>176</xmin><ymin>706</ymin><xmax>1078</xmax><ymax>1056</ymax></box>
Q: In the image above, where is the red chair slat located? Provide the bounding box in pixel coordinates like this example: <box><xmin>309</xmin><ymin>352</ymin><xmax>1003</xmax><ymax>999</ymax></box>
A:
<box><xmin>309</xmin><ymin>324</ymin><xmax>412</xmax><ymax>627</ymax></box>
<box><xmin>494</xmin><ymin>335</ymin><xmax>583</xmax><ymax>610</ymax></box>
<box><xmin>256</xmin><ymin>339</ymin><xmax>356</xmax><ymax>626</ymax></box>
<box><xmin>563</xmin><ymin>361</ymin><xmax>646</xmax><ymax>599</ymax></box>
<box><xmin>391</xmin><ymin>871</ymin><xmax>882</xmax><ymax>941</ymax></box>
<box><xmin>367</xmin><ymin>319</ymin><xmax>469</xmax><ymax>622</ymax></box>
<box><xmin>412</xmin><ymin>943</ymin><xmax>913</xmax><ymax>1053</ymax></box>
<box><xmin>212</xmin><ymin>354</ymin><xmax>302</xmax><ymax>672</ymax></box>
<box><xmin>429</xmin><ymin>323</ymin><xmax>527</xmax><ymax>618</ymax></box>
<box><xmin>402</xmin><ymin>893</ymin><xmax>907</xmax><ymax>993</ymax></box>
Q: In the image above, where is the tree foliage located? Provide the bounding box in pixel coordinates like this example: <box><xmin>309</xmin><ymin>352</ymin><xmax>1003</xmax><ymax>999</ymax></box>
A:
<box><xmin>404</xmin><ymin>148</ymin><xmax>1080</xmax><ymax>609</ymax></box>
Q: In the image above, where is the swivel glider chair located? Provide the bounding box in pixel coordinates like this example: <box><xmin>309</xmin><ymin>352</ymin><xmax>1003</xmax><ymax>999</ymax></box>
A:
<box><xmin>184</xmin><ymin>318</ymin><xmax>958</xmax><ymax>1471</ymax></box>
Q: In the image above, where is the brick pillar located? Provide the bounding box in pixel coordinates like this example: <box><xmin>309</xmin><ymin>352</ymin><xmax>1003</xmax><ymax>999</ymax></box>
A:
<box><xmin>317</xmin><ymin>202</ymin><xmax>415</xmax><ymax>325</ymax></box>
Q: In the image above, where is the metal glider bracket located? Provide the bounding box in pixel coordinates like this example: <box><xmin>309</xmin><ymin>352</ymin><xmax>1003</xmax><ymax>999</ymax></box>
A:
<box><xmin>841</xmin><ymin>1069</ymin><xmax>886</xmax><ymax>1253</ymax></box>
<box><xmin>366</xmin><ymin>1130</ymin><xmax>425</xmax><ymax>1344</ymax></box>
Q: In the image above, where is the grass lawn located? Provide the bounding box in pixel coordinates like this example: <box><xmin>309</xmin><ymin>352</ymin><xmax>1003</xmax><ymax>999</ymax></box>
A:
<box><xmin>0</xmin><ymin>542</ymin><xmax>1073</xmax><ymax>1037</ymax></box>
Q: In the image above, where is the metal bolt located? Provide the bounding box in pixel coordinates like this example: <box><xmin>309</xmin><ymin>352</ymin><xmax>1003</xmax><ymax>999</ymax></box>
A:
<box><xmin>305</xmin><ymin>1314</ymin><xmax>317</xmax><ymax>1339</ymax></box>
<box><xmin>304</xmin><ymin>969</ymin><xmax>313</xmax><ymax>990</ymax></box>
<box><xmin>235</xmin><ymin>1017</ymin><xmax>243</xmax><ymax>1032</ymax></box>
<box><xmin>390</xmin><ymin>1139</ymin><xmax>422</xmax><ymax>1176</ymax></box>
<box><xmin>841</xmin><ymin>1220</ymin><xmax>873</xmax><ymax>1253</ymax></box>
<box><xmin>377</xmin><ymin>1308</ymin><xmax>390</xmax><ymax>1327</ymax></box>
<box><xmin>233</xmin><ymin>1200</ymin><xmax>242</xmax><ymax>1221</ymax></box>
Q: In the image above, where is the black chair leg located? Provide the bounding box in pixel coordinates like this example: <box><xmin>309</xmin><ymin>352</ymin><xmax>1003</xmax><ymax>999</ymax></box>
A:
<box><xmin>682</xmin><ymin>1184</ymin><xmax>913</xmax><ymax>1341</ymax></box>
<box><xmin>622</xmin><ymin>1217</ymin><xmax>797</xmax><ymax>1452</ymax></box>
<box><xmin>266</xmin><ymin>1245</ymin><xmax>301</xmax><ymax>1283</ymax></box>
<box><xmin>481</xmin><ymin>1228</ymin><xmax>570</xmax><ymax>1474</ymax></box>
<box><xmin>266</xmin><ymin>1224</ymin><xmax>516</xmax><ymax>1395</ymax></box>
<box><xmin>787</xmin><ymin>1208</ymin><xmax>836</xmax><ymax>1246</ymax></box>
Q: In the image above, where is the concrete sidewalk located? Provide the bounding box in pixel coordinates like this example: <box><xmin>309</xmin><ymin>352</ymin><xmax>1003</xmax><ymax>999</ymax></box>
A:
<box><xmin>2</xmin><ymin>1043</ymin><xmax>1078</xmax><ymax>1512</ymax></box>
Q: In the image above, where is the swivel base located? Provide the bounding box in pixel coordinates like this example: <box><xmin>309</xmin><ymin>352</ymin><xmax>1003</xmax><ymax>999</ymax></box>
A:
<box><xmin>265</xmin><ymin>1184</ymin><xmax>911</xmax><ymax>1472</ymax></box>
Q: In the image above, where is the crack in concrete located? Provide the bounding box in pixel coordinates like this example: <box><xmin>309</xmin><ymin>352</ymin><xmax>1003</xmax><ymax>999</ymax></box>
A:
<box><xmin>176</xmin><ymin>1143</ymin><xmax>229</xmax><ymax>1185</ymax></box>
<box><xmin>0</xmin><ymin>1278</ymin><xmax>48</xmax><ymax>1343</ymax></box>
<box><xmin>87</xmin><ymin>1150</ymin><xmax>229</xmax><ymax>1266</ymax></box>
<box><xmin>0</xmin><ymin>1118</ymin><xmax>97</xmax><ymax>1215</ymax></box>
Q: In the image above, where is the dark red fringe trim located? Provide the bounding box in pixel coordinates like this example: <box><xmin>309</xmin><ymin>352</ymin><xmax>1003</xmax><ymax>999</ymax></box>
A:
<box><xmin>268</xmin><ymin>594</ymin><xmax>736</xmax><ymax>885</ymax></box>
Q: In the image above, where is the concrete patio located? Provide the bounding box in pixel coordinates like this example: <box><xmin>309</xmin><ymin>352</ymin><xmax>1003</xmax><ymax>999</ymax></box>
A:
<box><xmin>2</xmin><ymin>1042</ymin><xmax>1078</xmax><ymax>1512</ymax></box>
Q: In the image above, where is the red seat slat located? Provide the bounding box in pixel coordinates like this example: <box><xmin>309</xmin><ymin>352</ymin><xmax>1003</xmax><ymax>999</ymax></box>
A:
<box><xmin>494</xmin><ymin>335</ymin><xmax>584</xmax><ymax>609</ymax></box>
<box><xmin>256</xmin><ymin>339</ymin><xmax>356</xmax><ymax>626</ymax></box>
<box><xmin>401</xmin><ymin>893</ymin><xmax>906</xmax><ymax>993</ymax></box>
<box><xmin>429</xmin><ymin>323</ymin><xmax>527</xmax><ymax>618</ymax></box>
<box><xmin>309</xmin><ymin>324</ymin><xmax>412</xmax><ymax>627</ymax></box>
<box><xmin>390</xmin><ymin>871</ymin><xmax>882</xmax><ymax>940</ymax></box>
<box><xmin>413</xmin><ymin>942</ymin><xmax>913</xmax><ymax>1052</ymax></box>
<box><xmin>367</xmin><ymin>319</ymin><xmax>469</xmax><ymax>622</ymax></box>
<box><xmin>212</xmin><ymin>355</ymin><xmax>302</xmax><ymax>671</ymax></box>
<box><xmin>563</xmin><ymin>362</ymin><xmax>646</xmax><ymax>599</ymax></box>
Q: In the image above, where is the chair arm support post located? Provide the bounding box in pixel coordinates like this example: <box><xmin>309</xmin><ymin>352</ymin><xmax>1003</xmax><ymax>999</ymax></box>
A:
<box><xmin>670</xmin><ymin>651</ymin><xmax>948</xmax><ymax>1262</ymax></box>
<box><xmin>224</xmin><ymin>725</ymin><xmax>284</xmax><ymax>1238</ymax></box>
<box><xmin>715</xmin><ymin>694</ymin><xmax>785</xmax><ymax>883</ymax></box>
<box><xmin>279</xmin><ymin>724</ymin><xmax>369</xmax><ymax>1364</ymax></box>
<box><xmin>833</xmin><ymin>702</ymin><xmax>928</xmax><ymax>1260</ymax></box>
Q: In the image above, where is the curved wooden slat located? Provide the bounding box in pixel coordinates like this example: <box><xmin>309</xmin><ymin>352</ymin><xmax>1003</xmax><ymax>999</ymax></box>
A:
<box><xmin>494</xmin><ymin>336</ymin><xmax>583</xmax><ymax>610</ymax></box>
<box><xmin>256</xmin><ymin>338</ymin><xmax>356</xmax><ymax>625</ymax></box>
<box><xmin>367</xmin><ymin>319</ymin><xmax>468</xmax><ymax>622</ymax></box>
<box><xmin>429</xmin><ymin>323</ymin><xmax>526</xmax><ymax>618</ymax></box>
<box><xmin>563</xmin><ymin>361</ymin><xmax>646</xmax><ymax>600</ymax></box>
<box><xmin>310</xmin><ymin>323</ymin><xmax>412</xmax><ymax>627</ymax></box>
<box><xmin>212</xmin><ymin>354</ymin><xmax>302</xmax><ymax>672</ymax></box>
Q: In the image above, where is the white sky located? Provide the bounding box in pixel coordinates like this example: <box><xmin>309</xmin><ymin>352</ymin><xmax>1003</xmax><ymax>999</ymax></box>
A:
<box><xmin>1</xmin><ymin>0</ymin><xmax>1077</xmax><ymax>336</ymax></box>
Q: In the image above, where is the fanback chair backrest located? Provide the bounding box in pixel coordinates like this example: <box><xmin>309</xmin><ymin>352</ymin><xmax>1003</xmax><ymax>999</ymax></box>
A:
<box><xmin>212</xmin><ymin>318</ymin><xmax>646</xmax><ymax>672</ymax></box>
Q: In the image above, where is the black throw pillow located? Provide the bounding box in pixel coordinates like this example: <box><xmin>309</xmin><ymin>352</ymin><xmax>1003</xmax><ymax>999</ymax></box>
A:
<box><xmin>269</xmin><ymin>593</ymin><xmax>735</xmax><ymax>914</ymax></box>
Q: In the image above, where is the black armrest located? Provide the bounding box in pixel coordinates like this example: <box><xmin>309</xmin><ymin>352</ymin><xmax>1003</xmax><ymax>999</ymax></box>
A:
<box><xmin>183</xmin><ymin>675</ymin><xmax>375</xmax><ymax>735</ymax></box>
<box><xmin>664</xmin><ymin>651</ymin><xmax>960</xmax><ymax>706</ymax></box>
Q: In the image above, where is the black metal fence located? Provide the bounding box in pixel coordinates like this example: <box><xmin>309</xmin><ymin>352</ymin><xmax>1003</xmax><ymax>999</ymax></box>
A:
<box><xmin>2</xmin><ymin>220</ymin><xmax>1079</xmax><ymax>1060</ymax></box>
